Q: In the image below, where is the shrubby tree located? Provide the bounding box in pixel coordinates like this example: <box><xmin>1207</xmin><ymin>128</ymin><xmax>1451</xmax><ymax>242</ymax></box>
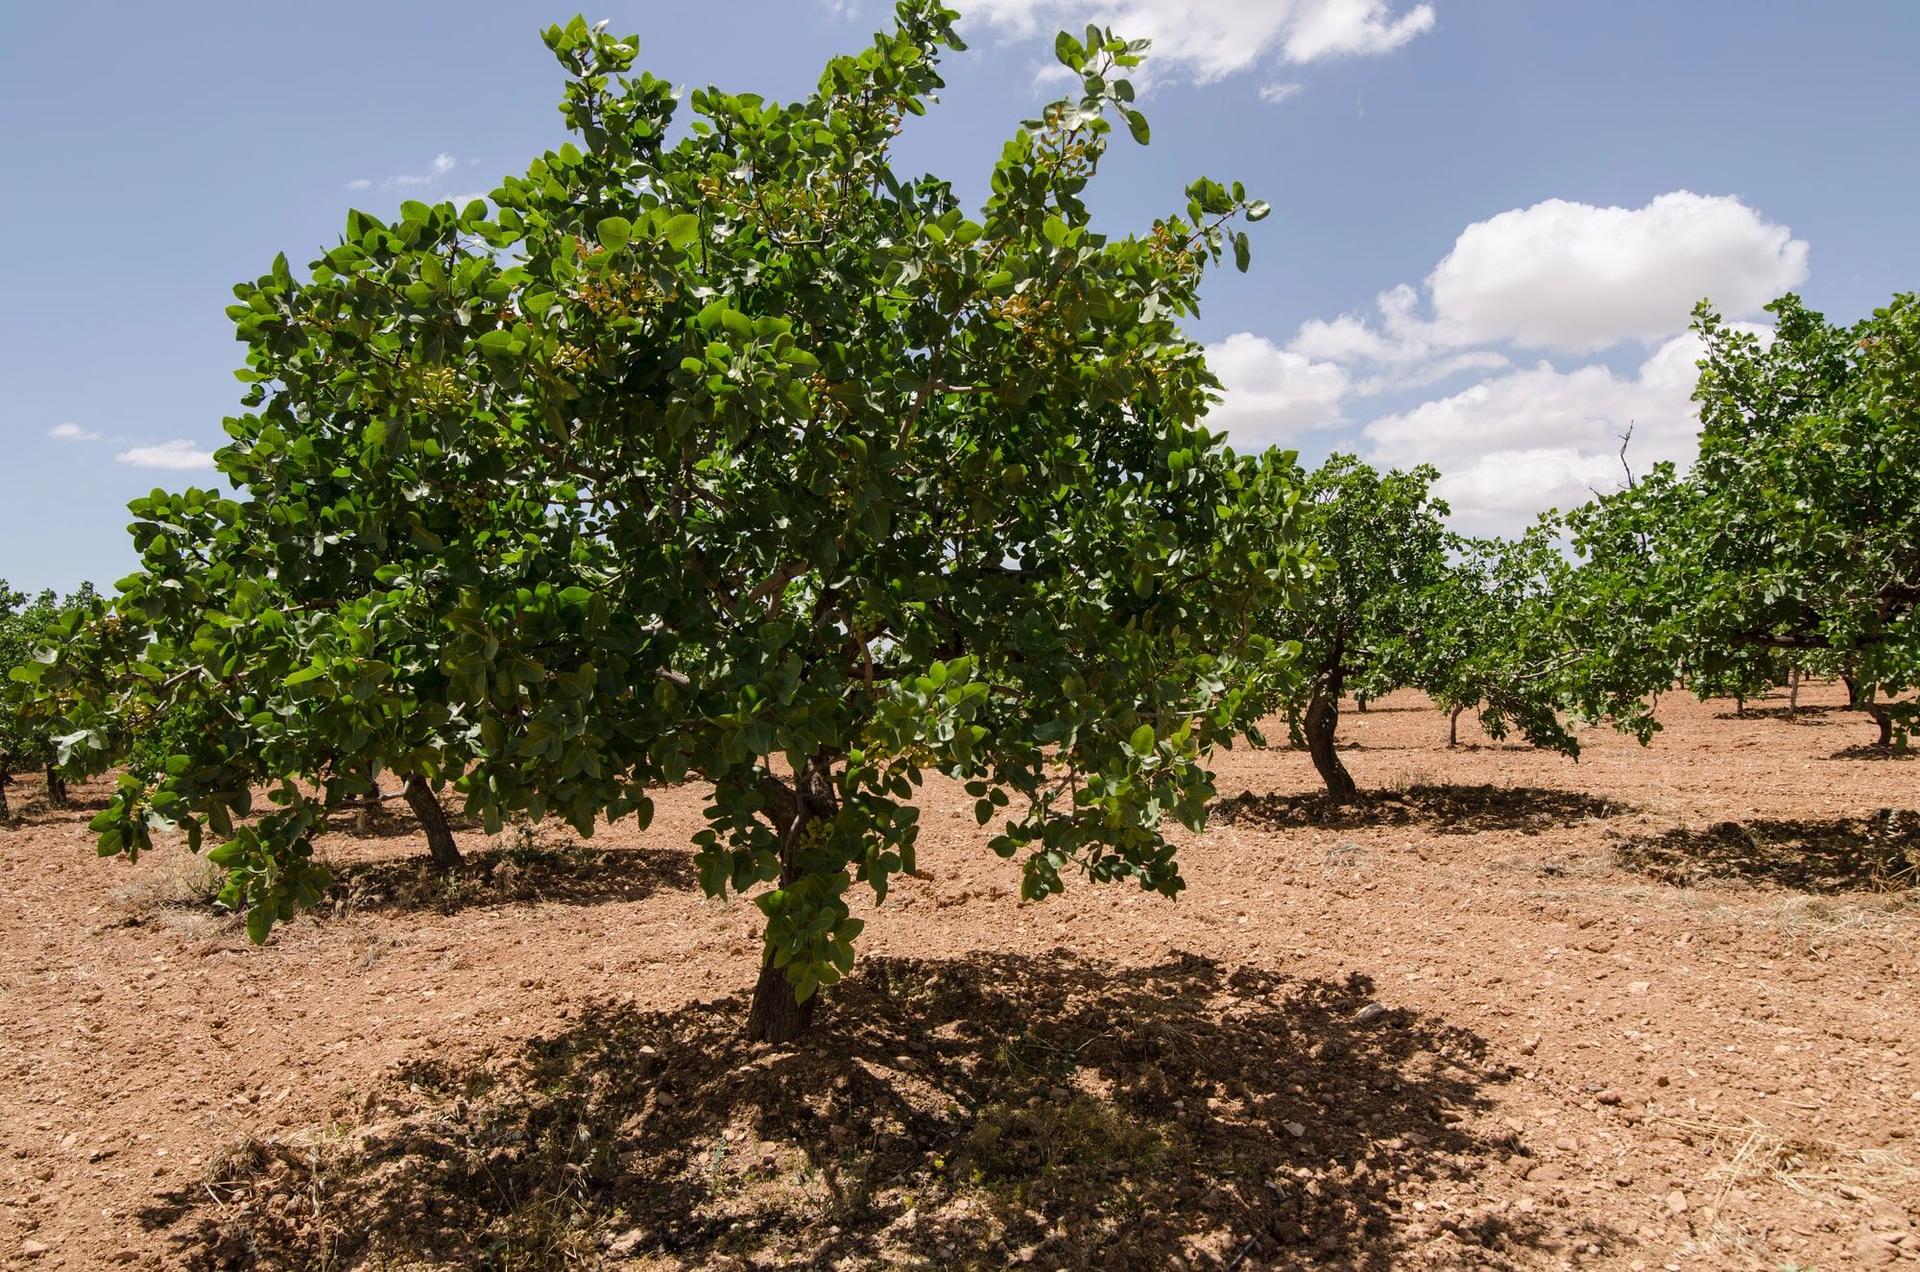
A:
<box><xmin>1259</xmin><ymin>455</ymin><xmax>1450</xmax><ymax>803</ymax></box>
<box><xmin>20</xmin><ymin>5</ymin><xmax>1304</xmax><ymax>1041</ymax></box>
<box><xmin>1413</xmin><ymin>525</ymin><xmax>1582</xmax><ymax>753</ymax></box>
<box><xmin>1566</xmin><ymin>293</ymin><xmax>1920</xmax><ymax>750</ymax></box>
<box><xmin>0</xmin><ymin>581</ymin><xmax>100</xmax><ymax>818</ymax></box>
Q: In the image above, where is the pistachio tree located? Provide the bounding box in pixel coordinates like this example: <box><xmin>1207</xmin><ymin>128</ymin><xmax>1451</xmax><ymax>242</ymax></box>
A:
<box><xmin>1412</xmin><ymin>526</ymin><xmax>1582</xmax><ymax>753</ymax></box>
<box><xmin>21</xmin><ymin>5</ymin><xmax>1302</xmax><ymax>1040</ymax></box>
<box><xmin>1566</xmin><ymin>293</ymin><xmax>1920</xmax><ymax>749</ymax></box>
<box><xmin>1259</xmin><ymin>455</ymin><xmax>1448</xmax><ymax>803</ymax></box>
<box><xmin>0</xmin><ymin>582</ymin><xmax>100</xmax><ymax>817</ymax></box>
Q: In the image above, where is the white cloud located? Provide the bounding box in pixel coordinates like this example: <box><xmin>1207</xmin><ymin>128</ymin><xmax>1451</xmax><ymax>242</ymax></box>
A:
<box><xmin>1423</xmin><ymin>192</ymin><xmax>1808</xmax><ymax>352</ymax></box>
<box><xmin>48</xmin><ymin>422</ymin><xmax>100</xmax><ymax>442</ymax></box>
<box><xmin>348</xmin><ymin>153</ymin><xmax>464</xmax><ymax>193</ymax></box>
<box><xmin>1307</xmin><ymin>193</ymin><xmax>1807</xmax><ymax>362</ymax></box>
<box><xmin>1204</xmin><ymin>332</ymin><xmax>1349</xmax><ymax>446</ymax></box>
<box><xmin>116</xmin><ymin>439</ymin><xmax>217</xmax><ymax>471</ymax></box>
<box><xmin>966</xmin><ymin>0</ymin><xmax>1435</xmax><ymax>83</ymax></box>
<box><xmin>1357</xmin><ymin>331</ymin><xmax>1761</xmax><ymax>533</ymax></box>
<box><xmin>1259</xmin><ymin>81</ymin><xmax>1304</xmax><ymax>104</ymax></box>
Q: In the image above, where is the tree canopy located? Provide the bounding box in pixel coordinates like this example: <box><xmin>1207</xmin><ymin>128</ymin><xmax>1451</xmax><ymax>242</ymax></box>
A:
<box><xmin>17</xmin><ymin>4</ymin><xmax>1304</xmax><ymax>1039</ymax></box>
<box><xmin>1564</xmin><ymin>292</ymin><xmax>1920</xmax><ymax>748</ymax></box>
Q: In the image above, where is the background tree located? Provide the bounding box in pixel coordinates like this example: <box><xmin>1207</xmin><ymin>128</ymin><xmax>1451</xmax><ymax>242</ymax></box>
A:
<box><xmin>20</xmin><ymin>5</ymin><xmax>1303</xmax><ymax>1042</ymax></box>
<box><xmin>1412</xmin><ymin>525</ymin><xmax>1583</xmax><ymax>754</ymax></box>
<box><xmin>1565</xmin><ymin>292</ymin><xmax>1920</xmax><ymax>750</ymax></box>
<box><xmin>0</xmin><ymin>581</ymin><xmax>101</xmax><ymax>818</ymax></box>
<box><xmin>1261</xmin><ymin>455</ymin><xmax>1450</xmax><ymax>803</ymax></box>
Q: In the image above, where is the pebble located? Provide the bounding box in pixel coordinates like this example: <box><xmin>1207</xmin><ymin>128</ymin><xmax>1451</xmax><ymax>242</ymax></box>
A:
<box><xmin>1665</xmin><ymin>1190</ymin><xmax>1688</xmax><ymax>1213</ymax></box>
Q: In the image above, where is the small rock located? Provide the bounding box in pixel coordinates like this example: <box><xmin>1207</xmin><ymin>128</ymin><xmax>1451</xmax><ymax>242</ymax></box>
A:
<box><xmin>1282</xmin><ymin>1121</ymin><xmax>1306</xmax><ymax>1138</ymax></box>
<box><xmin>21</xmin><ymin>1240</ymin><xmax>50</xmax><ymax>1258</ymax></box>
<box><xmin>1519</xmin><ymin>1034</ymin><xmax>1541</xmax><ymax>1056</ymax></box>
<box><xmin>1628</xmin><ymin>981</ymin><xmax>1651</xmax><ymax>995</ymax></box>
<box><xmin>1853</xmin><ymin>1231</ymin><xmax>1900</xmax><ymax>1266</ymax></box>
<box><xmin>1665</xmin><ymin>1190</ymin><xmax>1688</xmax><ymax>1213</ymax></box>
<box><xmin>1353</xmin><ymin>1003</ymin><xmax>1389</xmax><ymax>1024</ymax></box>
<box><xmin>1597</xmin><ymin>1090</ymin><xmax>1624</xmax><ymax>1106</ymax></box>
<box><xmin>607</xmin><ymin>1227</ymin><xmax>646</xmax><ymax>1256</ymax></box>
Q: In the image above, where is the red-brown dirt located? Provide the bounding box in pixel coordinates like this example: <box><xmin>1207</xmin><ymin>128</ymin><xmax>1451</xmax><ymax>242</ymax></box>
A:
<box><xmin>1</xmin><ymin>683</ymin><xmax>1916</xmax><ymax>1269</ymax></box>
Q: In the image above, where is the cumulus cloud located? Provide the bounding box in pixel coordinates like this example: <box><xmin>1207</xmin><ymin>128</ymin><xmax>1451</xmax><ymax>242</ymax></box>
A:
<box><xmin>1423</xmin><ymin>192</ymin><xmax>1808</xmax><ymax>352</ymax></box>
<box><xmin>1302</xmin><ymin>193</ymin><xmax>1807</xmax><ymax>363</ymax></box>
<box><xmin>1356</xmin><ymin>331</ymin><xmax>1768</xmax><ymax>533</ymax></box>
<box><xmin>1203</xmin><ymin>332</ymin><xmax>1349</xmax><ymax>446</ymax></box>
<box><xmin>48</xmin><ymin>422</ymin><xmax>100</xmax><ymax>442</ymax></box>
<box><xmin>116</xmin><ymin>439</ymin><xmax>217</xmax><ymax>471</ymax></box>
<box><xmin>966</xmin><ymin>0</ymin><xmax>1435</xmax><ymax>83</ymax></box>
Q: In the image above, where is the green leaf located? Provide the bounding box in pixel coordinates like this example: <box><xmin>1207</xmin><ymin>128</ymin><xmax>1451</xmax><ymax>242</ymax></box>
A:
<box><xmin>663</xmin><ymin>212</ymin><xmax>700</xmax><ymax>251</ymax></box>
<box><xmin>596</xmin><ymin>215</ymin><xmax>633</xmax><ymax>251</ymax></box>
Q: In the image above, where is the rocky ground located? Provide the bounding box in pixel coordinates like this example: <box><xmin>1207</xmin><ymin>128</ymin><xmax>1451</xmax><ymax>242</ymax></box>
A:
<box><xmin>1</xmin><ymin>682</ymin><xmax>1916</xmax><ymax>1269</ymax></box>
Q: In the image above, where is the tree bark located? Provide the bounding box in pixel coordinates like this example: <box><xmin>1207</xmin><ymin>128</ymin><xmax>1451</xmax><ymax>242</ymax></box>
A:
<box><xmin>402</xmin><ymin>775</ymin><xmax>463</xmax><ymax>868</ymax></box>
<box><xmin>1448</xmin><ymin>705</ymin><xmax>1463</xmax><ymax>748</ymax></box>
<box><xmin>1304</xmin><ymin>662</ymin><xmax>1359</xmax><ymax>804</ymax></box>
<box><xmin>0</xmin><ymin>768</ymin><xmax>11</xmax><ymax>823</ymax></box>
<box><xmin>1850</xmin><ymin>680</ymin><xmax>1894</xmax><ymax>748</ymax></box>
<box><xmin>1355</xmin><ymin>694</ymin><xmax>1369</xmax><ymax>714</ymax></box>
<box><xmin>1733</xmin><ymin>693</ymin><xmax>1745</xmax><ymax>718</ymax></box>
<box><xmin>45</xmin><ymin>766</ymin><xmax>67</xmax><ymax>808</ymax></box>
<box><xmin>746</xmin><ymin>765</ymin><xmax>833</xmax><ymax>1044</ymax></box>
<box><xmin>1787</xmin><ymin>666</ymin><xmax>1801</xmax><ymax>714</ymax></box>
<box><xmin>1866</xmin><ymin>699</ymin><xmax>1894</xmax><ymax>748</ymax></box>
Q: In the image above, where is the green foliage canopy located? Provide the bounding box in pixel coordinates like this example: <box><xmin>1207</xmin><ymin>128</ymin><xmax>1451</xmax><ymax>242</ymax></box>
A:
<box><xmin>18</xmin><ymin>5</ymin><xmax>1304</xmax><ymax>1029</ymax></box>
<box><xmin>1565</xmin><ymin>292</ymin><xmax>1920</xmax><ymax>746</ymax></box>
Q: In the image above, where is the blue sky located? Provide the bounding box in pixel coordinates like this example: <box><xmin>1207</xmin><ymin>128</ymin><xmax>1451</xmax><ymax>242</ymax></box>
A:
<box><xmin>3</xmin><ymin>1</ymin><xmax>1917</xmax><ymax>593</ymax></box>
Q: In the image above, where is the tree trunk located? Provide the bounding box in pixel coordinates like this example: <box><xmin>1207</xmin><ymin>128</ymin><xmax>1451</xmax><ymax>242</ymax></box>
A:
<box><xmin>0</xmin><ymin>768</ymin><xmax>11</xmax><ymax>823</ymax></box>
<box><xmin>1304</xmin><ymin>683</ymin><xmax>1359</xmax><ymax>805</ymax></box>
<box><xmin>1851</xmin><ymin>680</ymin><xmax>1894</xmax><ymax>748</ymax></box>
<box><xmin>352</xmin><ymin>762</ymin><xmax>377</xmax><ymax>834</ymax></box>
<box><xmin>402</xmin><ymin>775</ymin><xmax>463</xmax><ymax>868</ymax></box>
<box><xmin>747</xmin><ymin>768</ymin><xmax>829</xmax><ymax>1044</ymax></box>
<box><xmin>1787</xmin><ymin>666</ymin><xmax>1801</xmax><ymax>714</ymax></box>
<box><xmin>1867</xmin><ymin>700</ymin><xmax>1894</xmax><ymax>748</ymax></box>
<box><xmin>1448</xmin><ymin>705</ymin><xmax>1463</xmax><ymax>747</ymax></box>
<box><xmin>45</xmin><ymin>766</ymin><xmax>67</xmax><ymax>808</ymax></box>
<box><xmin>1355</xmin><ymin>694</ymin><xmax>1369</xmax><ymax>714</ymax></box>
<box><xmin>1734</xmin><ymin>692</ymin><xmax>1745</xmax><ymax>718</ymax></box>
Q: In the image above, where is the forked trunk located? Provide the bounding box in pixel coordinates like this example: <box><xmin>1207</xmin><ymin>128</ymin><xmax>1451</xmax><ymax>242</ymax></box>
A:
<box><xmin>402</xmin><ymin>775</ymin><xmax>463</xmax><ymax>868</ymax></box>
<box><xmin>1304</xmin><ymin>666</ymin><xmax>1359</xmax><ymax>805</ymax></box>
<box><xmin>45</xmin><ymin>766</ymin><xmax>68</xmax><ymax>808</ymax></box>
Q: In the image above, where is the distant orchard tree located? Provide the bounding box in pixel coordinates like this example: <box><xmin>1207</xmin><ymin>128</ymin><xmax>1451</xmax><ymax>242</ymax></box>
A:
<box><xmin>18</xmin><ymin>6</ymin><xmax>1304</xmax><ymax>1041</ymax></box>
<box><xmin>1565</xmin><ymin>293</ymin><xmax>1920</xmax><ymax>750</ymax></box>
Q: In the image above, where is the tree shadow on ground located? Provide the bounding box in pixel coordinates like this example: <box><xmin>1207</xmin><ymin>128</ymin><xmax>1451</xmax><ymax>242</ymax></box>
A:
<box><xmin>1613</xmin><ymin>811</ymin><xmax>1920</xmax><ymax>893</ymax></box>
<box><xmin>150</xmin><ymin>950</ymin><xmax>1601</xmax><ymax>1271</ymax></box>
<box><xmin>1714</xmin><ymin>704</ymin><xmax>1850</xmax><ymax>723</ymax></box>
<box><xmin>323</xmin><ymin>843</ymin><xmax>695</xmax><ymax>917</ymax></box>
<box><xmin>1831</xmin><ymin>744</ymin><xmax>1916</xmax><ymax>762</ymax></box>
<box><xmin>1215</xmin><ymin>784</ymin><xmax>1629</xmax><ymax>836</ymax></box>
